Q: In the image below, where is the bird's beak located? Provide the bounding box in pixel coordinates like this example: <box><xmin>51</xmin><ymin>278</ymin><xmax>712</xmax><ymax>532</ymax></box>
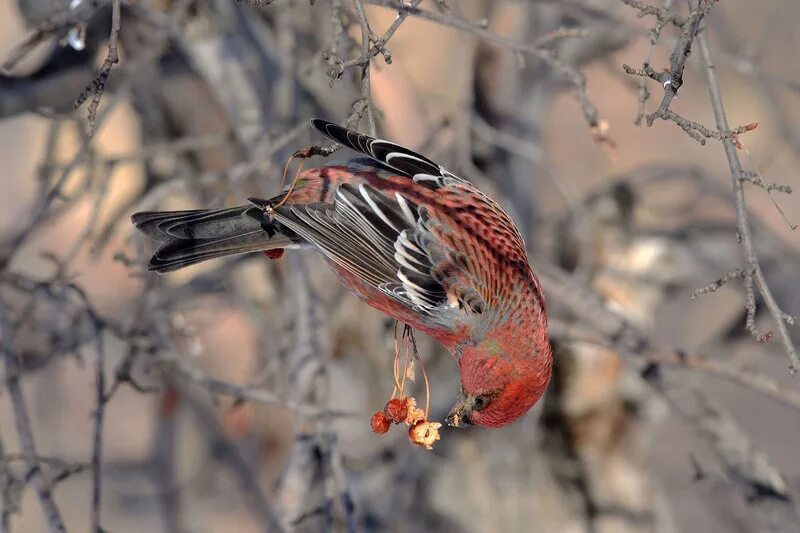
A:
<box><xmin>446</xmin><ymin>391</ymin><xmax>473</xmax><ymax>428</ymax></box>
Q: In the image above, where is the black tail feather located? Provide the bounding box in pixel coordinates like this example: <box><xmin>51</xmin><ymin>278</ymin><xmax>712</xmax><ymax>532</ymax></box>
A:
<box><xmin>132</xmin><ymin>203</ymin><xmax>296</xmax><ymax>273</ymax></box>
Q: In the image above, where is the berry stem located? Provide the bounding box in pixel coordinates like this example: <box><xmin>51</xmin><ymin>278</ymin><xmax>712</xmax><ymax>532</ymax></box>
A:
<box><xmin>391</xmin><ymin>321</ymin><xmax>403</xmax><ymax>398</ymax></box>
<box><xmin>405</xmin><ymin>326</ymin><xmax>430</xmax><ymax>418</ymax></box>
<box><xmin>272</xmin><ymin>150</ymin><xmax>309</xmax><ymax>210</ymax></box>
<box><xmin>398</xmin><ymin>339</ymin><xmax>410</xmax><ymax>395</ymax></box>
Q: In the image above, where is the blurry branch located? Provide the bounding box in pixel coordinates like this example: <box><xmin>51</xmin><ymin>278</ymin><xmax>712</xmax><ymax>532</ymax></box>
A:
<box><xmin>0</xmin><ymin>256</ymin><xmax>350</xmax><ymax>531</ymax></box>
<box><xmin>149</xmin><ymin>384</ymin><xmax>182</xmax><ymax>532</ymax></box>
<box><xmin>0</xmin><ymin>434</ymin><xmax>20</xmax><ymax>533</ymax></box>
<box><xmin>664</xmin><ymin>385</ymin><xmax>799</xmax><ymax>531</ymax></box>
<box><xmin>62</xmin><ymin>161</ymin><xmax>112</xmax><ymax>267</ymax></box>
<box><xmin>364</xmin><ymin>0</ymin><xmax>611</xmax><ymax>144</ymax></box>
<box><xmin>155</xmin><ymin>347</ymin><xmax>351</xmax><ymax>419</ymax></box>
<box><xmin>1</xmin><ymin>0</ymin><xmax>106</xmax><ymax>73</ymax></box>
<box><xmin>0</xmin><ymin>449</ymin><xmax>88</xmax><ymax>531</ymax></box>
<box><xmin>180</xmin><ymin>388</ymin><xmax>283</xmax><ymax>533</ymax></box>
<box><xmin>0</xmin><ymin>264</ymin><xmax>137</xmax><ymax>531</ymax></box>
<box><xmin>0</xmin><ymin>268</ymin><xmax>123</xmax><ymax>366</ymax></box>
<box><xmin>0</xmin><ymin>261</ymin><xmax>342</xmax><ymax>422</ymax></box>
<box><xmin>0</xmin><ymin>66</ymin><xmax>95</xmax><ymax>119</ymax></box>
<box><xmin>690</xmin><ymin>397</ymin><xmax>798</xmax><ymax>530</ymax></box>
<box><xmin>546</xmin><ymin>164</ymin><xmax>795</xmax><ymax>524</ymax></box>
<box><xmin>0</xmin><ymin>300</ymin><xmax>67</xmax><ymax>533</ymax></box>
<box><xmin>546</xmin><ymin>161</ymin><xmax>798</xmax><ymax>407</ymax></box>
<box><xmin>647</xmin><ymin>350</ymin><xmax>800</xmax><ymax>412</ymax></box>
<box><xmin>97</xmin><ymin>133</ymin><xmax>234</xmax><ymax>166</ymax></box>
<box><xmin>132</xmin><ymin>124</ymin><xmax>305</xmax><ymax>207</ymax></box>
<box><xmin>175</xmin><ymin>11</ymin><xmax>266</xmax><ymax>152</ymax></box>
<box><xmin>85</xmin><ymin>296</ymin><xmax>107</xmax><ymax>533</ymax></box>
<box><xmin>551</xmin><ymin>317</ymin><xmax>800</xmax><ymax>413</ymax></box>
<box><xmin>73</xmin><ymin>0</ymin><xmax>121</xmax><ymax>138</ymax></box>
<box><xmin>1</xmin><ymin>0</ymin><xmax>190</xmax><ymax>121</ymax></box>
<box><xmin>543</xmin><ymin>265</ymin><xmax>800</xmax><ymax>529</ymax></box>
<box><xmin>276</xmin><ymin>255</ymin><xmax>355</xmax><ymax>532</ymax></box>
<box><xmin>0</xmin><ymin>455</ymin><xmax>88</xmax><ymax>485</ymax></box>
<box><xmin>0</xmin><ymin>104</ymin><xmax>118</xmax><ymax>270</ymax></box>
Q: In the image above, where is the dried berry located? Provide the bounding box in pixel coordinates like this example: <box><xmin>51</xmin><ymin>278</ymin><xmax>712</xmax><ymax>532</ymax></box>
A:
<box><xmin>371</xmin><ymin>411</ymin><xmax>390</xmax><ymax>434</ymax></box>
<box><xmin>408</xmin><ymin>420</ymin><xmax>442</xmax><ymax>450</ymax></box>
<box><xmin>384</xmin><ymin>398</ymin><xmax>408</xmax><ymax>424</ymax></box>
<box><xmin>404</xmin><ymin>396</ymin><xmax>425</xmax><ymax>426</ymax></box>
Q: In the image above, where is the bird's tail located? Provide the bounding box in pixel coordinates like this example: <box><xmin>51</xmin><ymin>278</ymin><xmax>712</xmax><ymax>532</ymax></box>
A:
<box><xmin>131</xmin><ymin>200</ymin><xmax>296</xmax><ymax>273</ymax></box>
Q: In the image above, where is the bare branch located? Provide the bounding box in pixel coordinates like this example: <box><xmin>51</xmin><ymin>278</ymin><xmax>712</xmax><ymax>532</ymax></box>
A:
<box><xmin>621</xmin><ymin>0</ymin><xmax>719</xmax><ymax>125</ymax></box>
<box><xmin>695</xmin><ymin>22</ymin><xmax>798</xmax><ymax>371</ymax></box>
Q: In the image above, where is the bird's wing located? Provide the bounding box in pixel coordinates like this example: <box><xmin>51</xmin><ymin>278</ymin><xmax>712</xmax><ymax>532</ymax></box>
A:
<box><xmin>274</xmin><ymin>181</ymin><xmax>495</xmax><ymax>329</ymax></box>
<box><xmin>310</xmin><ymin>118</ymin><xmax>468</xmax><ymax>190</ymax></box>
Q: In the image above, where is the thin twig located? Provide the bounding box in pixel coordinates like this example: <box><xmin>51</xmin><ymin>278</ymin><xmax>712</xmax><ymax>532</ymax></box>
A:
<box><xmin>737</xmin><ymin>145</ymin><xmax>796</xmax><ymax>231</ymax></box>
<box><xmin>633</xmin><ymin>0</ymin><xmax>676</xmax><ymax>124</ymax></box>
<box><xmin>691</xmin><ymin>269</ymin><xmax>744</xmax><ymax>298</ymax></box>
<box><xmin>74</xmin><ymin>0</ymin><xmax>121</xmax><ymax>137</ymax></box>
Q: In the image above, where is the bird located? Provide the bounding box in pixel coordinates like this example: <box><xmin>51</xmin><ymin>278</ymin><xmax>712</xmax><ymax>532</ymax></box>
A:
<box><xmin>131</xmin><ymin>119</ymin><xmax>552</xmax><ymax>428</ymax></box>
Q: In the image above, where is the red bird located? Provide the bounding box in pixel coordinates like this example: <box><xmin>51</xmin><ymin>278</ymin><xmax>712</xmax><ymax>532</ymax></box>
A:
<box><xmin>132</xmin><ymin>119</ymin><xmax>552</xmax><ymax>428</ymax></box>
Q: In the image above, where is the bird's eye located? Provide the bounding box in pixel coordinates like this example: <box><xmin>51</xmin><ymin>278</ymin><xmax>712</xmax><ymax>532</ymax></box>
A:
<box><xmin>473</xmin><ymin>395</ymin><xmax>489</xmax><ymax>411</ymax></box>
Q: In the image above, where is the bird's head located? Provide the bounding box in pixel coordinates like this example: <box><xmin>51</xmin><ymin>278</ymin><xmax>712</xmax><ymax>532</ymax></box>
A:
<box><xmin>446</xmin><ymin>332</ymin><xmax>552</xmax><ymax>428</ymax></box>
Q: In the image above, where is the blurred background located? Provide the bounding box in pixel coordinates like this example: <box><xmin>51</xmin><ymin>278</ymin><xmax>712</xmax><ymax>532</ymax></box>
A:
<box><xmin>1</xmin><ymin>0</ymin><xmax>799</xmax><ymax>531</ymax></box>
